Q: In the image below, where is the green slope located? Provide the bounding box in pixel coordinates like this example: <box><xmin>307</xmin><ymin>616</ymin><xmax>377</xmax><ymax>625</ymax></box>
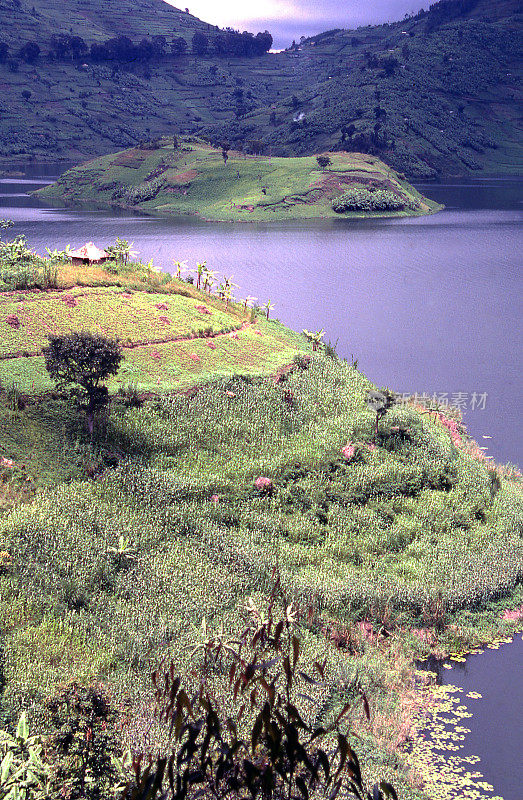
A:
<box><xmin>36</xmin><ymin>140</ymin><xmax>441</xmax><ymax>221</ymax></box>
<box><xmin>0</xmin><ymin>349</ymin><xmax>521</xmax><ymax>798</ymax></box>
<box><xmin>0</xmin><ymin>0</ymin><xmax>215</xmax><ymax>48</ymax></box>
<box><xmin>1</xmin><ymin>0</ymin><xmax>521</xmax><ymax>177</ymax></box>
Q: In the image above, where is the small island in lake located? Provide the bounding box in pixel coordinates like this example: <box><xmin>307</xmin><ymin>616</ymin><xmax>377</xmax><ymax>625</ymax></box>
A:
<box><xmin>36</xmin><ymin>139</ymin><xmax>442</xmax><ymax>222</ymax></box>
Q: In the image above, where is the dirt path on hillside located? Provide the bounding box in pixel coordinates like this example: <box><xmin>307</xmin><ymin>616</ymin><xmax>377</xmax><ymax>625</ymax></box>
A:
<box><xmin>0</xmin><ymin>320</ymin><xmax>254</xmax><ymax>362</ymax></box>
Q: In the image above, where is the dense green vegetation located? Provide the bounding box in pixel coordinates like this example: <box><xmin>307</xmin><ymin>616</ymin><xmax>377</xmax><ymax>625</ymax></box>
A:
<box><xmin>36</xmin><ymin>141</ymin><xmax>439</xmax><ymax>221</ymax></box>
<box><xmin>0</xmin><ymin>236</ymin><xmax>521</xmax><ymax>800</ymax></box>
<box><xmin>0</xmin><ymin>335</ymin><xmax>521</xmax><ymax>795</ymax></box>
<box><xmin>0</xmin><ymin>0</ymin><xmax>520</xmax><ymax>177</ymax></box>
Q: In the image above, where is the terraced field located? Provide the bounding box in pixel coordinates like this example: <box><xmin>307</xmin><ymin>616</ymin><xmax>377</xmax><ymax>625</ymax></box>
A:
<box><xmin>0</xmin><ymin>279</ymin><xmax>309</xmax><ymax>394</ymax></box>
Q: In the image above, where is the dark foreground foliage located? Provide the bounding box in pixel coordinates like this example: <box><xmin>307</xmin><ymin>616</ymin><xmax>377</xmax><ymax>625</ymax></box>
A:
<box><xmin>126</xmin><ymin>582</ymin><xmax>397</xmax><ymax>800</ymax></box>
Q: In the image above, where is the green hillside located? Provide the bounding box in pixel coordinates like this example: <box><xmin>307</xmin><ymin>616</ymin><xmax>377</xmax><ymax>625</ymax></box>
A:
<box><xmin>1</xmin><ymin>0</ymin><xmax>521</xmax><ymax>177</ymax></box>
<box><xmin>0</xmin><ymin>0</ymin><xmax>215</xmax><ymax>48</ymax></box>
<box><xmin>0</xmin><ymin>265</ymin><xmax>307</xmax><ymax>399</ymax></box>
<box><xmin>0</xmin><ymin>249</ymin><xmax>522</xmax><ymax>797</ymax></box>
<box><xmin>36</xmin><ymin>140</ymin><xmax>441</xmax><ymax>221</ymax></box>
<box><xmin>206</xmin><ymin>1</ymin><xmax>522</xmax><ymax>178</ymax></box>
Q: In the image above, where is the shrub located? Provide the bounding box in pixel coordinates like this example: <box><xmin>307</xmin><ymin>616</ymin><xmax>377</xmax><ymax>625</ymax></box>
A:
<box><xmin>43</xmin><ymin>333</ymin><xmax>123</xmax><ymax>434</ymax></box>
<box><xmin>332</xmin><ymin>188</ymin><xmax>407</xmax><ymax>213</ymax></box>
<box><xmin>43</xmin><ymin>682</ymin><xmax>127</xmax><ymax>799</ymax></box>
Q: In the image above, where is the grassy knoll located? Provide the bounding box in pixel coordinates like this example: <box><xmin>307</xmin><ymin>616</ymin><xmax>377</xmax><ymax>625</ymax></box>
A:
<box><xmin>36</xmin><ymin>141</ymin><xmax>441</xmax><ymax>221</ymax></box>
<box><xmin>0</xmin><ymin>342</ymin><xmax>521</xmax><ymax>796</ymax></box>
<box><xmin>0</xmin><ymin>258</ymin><xmax>309</xmax><ymax>502</ymax></box>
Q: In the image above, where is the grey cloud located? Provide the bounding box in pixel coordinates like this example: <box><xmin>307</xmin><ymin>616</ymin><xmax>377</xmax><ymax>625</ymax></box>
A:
<box><xmin>238</xmin><ymin>1</ymin><xmax>430</xmax><ymax>48</ymax></box>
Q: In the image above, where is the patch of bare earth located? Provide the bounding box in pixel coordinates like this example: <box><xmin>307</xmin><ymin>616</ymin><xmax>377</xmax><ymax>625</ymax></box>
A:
<box><xmin>168</xmin><ymin>169</ymin><xmax>197</xmax><ymax>185</ymax></box>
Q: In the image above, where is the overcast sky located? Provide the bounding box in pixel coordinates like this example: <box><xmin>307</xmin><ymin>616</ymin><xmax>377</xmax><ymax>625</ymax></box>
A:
<box><xmin>171</xmin><ymin>1</ymin><xmax>431</xmax><ymax>48</ymax></box>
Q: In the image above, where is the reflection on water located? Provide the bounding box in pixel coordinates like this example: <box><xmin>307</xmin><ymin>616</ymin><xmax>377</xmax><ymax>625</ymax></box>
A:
<box><xmin>0</xmin><ymin>172</ymin><xmax>521</xmax><ymax>467</ymax></box>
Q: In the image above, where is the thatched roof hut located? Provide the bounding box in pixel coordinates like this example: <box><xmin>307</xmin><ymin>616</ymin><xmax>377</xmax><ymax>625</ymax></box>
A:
<box><xmin>70</xmin><ymin>242</ymin><xmax>109</xmax><ymax>265</ymax></box>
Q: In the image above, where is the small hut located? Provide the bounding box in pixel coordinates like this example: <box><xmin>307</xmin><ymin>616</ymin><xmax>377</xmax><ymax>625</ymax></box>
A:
<box><xmin>69</xmin><ymin>242</ymin><xmax>109</xmax><ymax>266</ymax></box>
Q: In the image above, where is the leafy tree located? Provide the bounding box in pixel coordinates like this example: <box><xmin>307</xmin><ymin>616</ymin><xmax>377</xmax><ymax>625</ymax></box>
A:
<box><xmin>192</xmin><ymin>31</ymin><xmax>208</xmax><ymax>57</ymax></box>
<box><xmin>255</xmin><ymin>30</ymin><xmax>273</xmax><ymax>54</ymax></box>
<box><xmin>126</xmin><ymin>586</ymin><xmax>397</xmax><ymax>800</ymax></box>
<box><xmin>316</xmin><ymin>154</ymin><xmax>332</xmax><ymax>172</ymax></box>
<box><xmin>70</xmin><ymin>35</ymin><xmax>88</xmax><ymax>59</ymax></box>
<box><xmin>221</xmin><ymin>141</ymin><xmax>230</xmax><ymax>164</ymax></box>
<box><xmin>49</xmin><ymin>34</ymin><xmax>85</xmax><ymax>60</ymax></box>
<box><xmin>21</xmin><ymin>89</ymin><xmax>32</xmax><ymax>101</ymax></box>
<box><xmin>105</xmin><ymin>35</ymin><xmax>135</xmax><ymax>62</ymax></box>
<box><xmin>248</xmin><ymin>139</ymin><xmax>264</xmax><ymax>156</ymax></box>
<box><xmin>18</xmin><ymin>41</ymin><xmax>40</xmax><ymax>63</ymax></box>
<box><xmin>0</xmin><ymin>42</ymin><xmax>8</xmax><ymax>63</ymax></box>
<box><xmin>43</xmin><ymin>333</ymin><xmax>123</xmax><ymax>434</ymax></box>
<box><xmin>171</xmin><ymin>37</ymin><xmax>188</xmax><ymax>57</ymax></box>
<box><xmin>365</xmin><ymin>389</ymin><xmax>397</xmax><ymax>440</ymax></box>
<box><xmin>90</xmin><ymin>42</ymin><xmax>110</xmax><ymax>62</ymax></box>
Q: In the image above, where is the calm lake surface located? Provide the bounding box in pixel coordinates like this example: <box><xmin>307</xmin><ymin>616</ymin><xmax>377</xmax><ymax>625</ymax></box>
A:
<box><xmin>1</xmin><ymin>169</ymin><xmax>522</xmax><ymax>796</ymax></box>
<box><xmin>1</xmin><ymin>171</ymin><xmax>521</xmax><ymax>469</ymax></box>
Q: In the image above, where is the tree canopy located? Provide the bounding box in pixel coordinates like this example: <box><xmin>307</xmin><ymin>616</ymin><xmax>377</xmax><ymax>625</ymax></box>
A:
<box><xmin>43</xmin><ymin>332</ymin><xmax>123</xmax><ymax>433</ymax></box>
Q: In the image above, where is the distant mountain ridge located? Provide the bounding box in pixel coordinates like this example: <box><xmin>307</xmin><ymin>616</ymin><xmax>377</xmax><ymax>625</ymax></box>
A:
<box><xmin>0</xmin><ymin>0</ymin><xmax>521</xmax><ymax>177</ymax></box>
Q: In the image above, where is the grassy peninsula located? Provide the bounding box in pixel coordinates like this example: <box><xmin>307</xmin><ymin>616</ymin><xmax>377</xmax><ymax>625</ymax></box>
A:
<box><xmin>0</xmin><ymin>250</ymin><xmax>521</xmax><ymax>798</ymax></box>
<box><xmin>36</xmin><ymin>140</ymin><xmax>442</xmax><ymax>222</ymax></box>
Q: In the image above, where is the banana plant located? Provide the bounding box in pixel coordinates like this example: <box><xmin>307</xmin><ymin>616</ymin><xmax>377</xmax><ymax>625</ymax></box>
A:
<box><xmin>302</xmin><ymin>328</ymin><xmax>325</xmax><ymax>351</ymax></box>
<box><xmin>243</xmin><ymin>295</ymin><xmax>257</xmax><ymax>311</ymax></box>
<box><xmin>0</xmin><ymin>712</ymin><xmax>50</xmax><ymax>798</ymax></box>
<box><xmin>108</xmin><ymin>535</ymin><xmax>138</xmax><ymax>566</ymax></box>
<box><xmin>203</xmin><ymin>268</ymin><xmax>218</xmax><ymax>293</ymax></box>
<box><xmin>173</xmin><ymin>260</ymin><xmax>188</xmax><ymax>280</ymax></box>
<box><xmin>194</xmin><ymin>261</ymin><xmax>207</xmax><ymax>290</ymax></box>
<box><xmin>223</xmin><ymin>274</ymin><xmax>239</xmax><ymax>292</ymax></box>
<box><xmin>223</xmin><ymin>284</ymin><xmax>233</xmax><ymax>310</ymax></box>
<box><xmin>262</xmin><ymin>299</ymin><xmax>275</xmax><ymax>320</ymax></box>
<box><xmin>44</xmin><ymin>245</ymin><xmax>71</xmax><ymax>265</ymax></box>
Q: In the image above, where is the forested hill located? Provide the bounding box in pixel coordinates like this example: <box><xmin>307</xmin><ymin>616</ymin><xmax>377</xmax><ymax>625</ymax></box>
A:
<box><xmin>0</xmin><ymin>0</ymin><xmax>521</xmax><ymax>177</ymax></box>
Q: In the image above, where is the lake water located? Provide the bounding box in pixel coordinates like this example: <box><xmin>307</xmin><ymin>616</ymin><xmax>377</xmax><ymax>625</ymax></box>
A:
<box><xmin>0</xmin><ymin>171</ymin><xmax>521</xmax><ymax>468</ymax></box>
<box><xmin>420</xmin><ymin>633</ymin><xmax>523</xmax><ymax>800</ymax></box>
<box><xmin>1</xmin><ymin>170</ymin><xmax>522</xmax><ymax>796</ymax></box>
